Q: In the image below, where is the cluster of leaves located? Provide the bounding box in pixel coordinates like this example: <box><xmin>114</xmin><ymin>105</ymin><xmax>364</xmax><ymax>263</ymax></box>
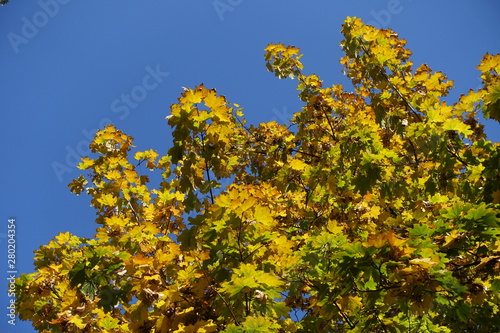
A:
<box><xmin>16</xmin><ymin>17</ymin><xmax>500</xmax><ymax>332</ymax></box>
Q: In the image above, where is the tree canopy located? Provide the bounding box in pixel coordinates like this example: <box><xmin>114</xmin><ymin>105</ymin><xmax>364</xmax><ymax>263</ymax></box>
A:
<box><xmin>16</xmin><ymin>17</ymin><xmax>500</xmax><ymax>332</ymax></box>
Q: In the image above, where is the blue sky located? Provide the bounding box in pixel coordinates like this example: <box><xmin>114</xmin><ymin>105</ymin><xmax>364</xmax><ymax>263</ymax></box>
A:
<box><xmin>1</xmin><ymin>1</ymin><xmax>499</xmax><ymax>331</ymax></box>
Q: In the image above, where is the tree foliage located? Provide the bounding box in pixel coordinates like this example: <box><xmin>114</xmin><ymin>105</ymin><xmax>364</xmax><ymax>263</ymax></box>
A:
<box><xmin>16</xmin><ymin>17</ymin><xmax>500</xmax><ymax>332</ymax></box>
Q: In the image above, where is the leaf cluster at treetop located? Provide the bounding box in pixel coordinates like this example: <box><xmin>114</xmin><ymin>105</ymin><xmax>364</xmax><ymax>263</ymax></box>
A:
<box><xmin>15</xmin><ymin>17</ymin><xmax>500</xmax><ymax>332</ymax></box>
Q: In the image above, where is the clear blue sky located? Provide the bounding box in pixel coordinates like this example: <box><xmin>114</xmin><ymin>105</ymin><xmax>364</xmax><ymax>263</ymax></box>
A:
<box><xmin>1</xmin><ymin>1</ymin><xmax>499</xmax><ymax>331</ymax></box>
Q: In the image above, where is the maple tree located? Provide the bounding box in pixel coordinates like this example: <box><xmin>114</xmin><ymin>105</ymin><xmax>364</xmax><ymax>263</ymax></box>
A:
<box><xmin>15</xmin><ymin>17</ymin><xmax>500</xmax><ymax>332</ymax></box>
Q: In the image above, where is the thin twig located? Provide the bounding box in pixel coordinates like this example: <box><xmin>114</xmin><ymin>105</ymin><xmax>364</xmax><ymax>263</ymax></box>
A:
<box><xmin>196</xmin><ymin>260</ymin><xmax>240</xmax><ymax>325</ymax></box>
<box><xmin>319</xmin><ymin>104</ymin><xmax>338</xmax><ymax>141</ymax></box>
<box><xmin>360</xmin><ymin>44</ymin><xmax>423</xmax><ymax>122</ymax></box>
<box><xmin>334</xmin><ymin>301</ymin><xmax>356</xmax><ymax>329</ymax></box>
<box><xmin>199</xmin><ymin>131</ymin><xmax>215</xmax><ymax>204</ymax></box>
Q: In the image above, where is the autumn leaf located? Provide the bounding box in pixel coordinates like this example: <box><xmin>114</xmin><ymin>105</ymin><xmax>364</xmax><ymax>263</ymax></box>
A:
<box><xmin>254</xmin><ymin>205</ymin><xmax>274</xmax><ymax>225</ymax></box>
<box><xmin>68</xmin><ymin>315</ymin><xmax>87</xmax><ymax>329</ymax></box>
<box><xmin>98</xmin><ymin>316</ymin><xmax>120</xmax><ymax>329</ymax></box>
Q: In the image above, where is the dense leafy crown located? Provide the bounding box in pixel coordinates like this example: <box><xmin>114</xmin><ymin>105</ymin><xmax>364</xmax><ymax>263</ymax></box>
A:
<box><xmin>16</xmin><ymin>17</ymin><xmax>500</xmax><ymax>332</ymax></box>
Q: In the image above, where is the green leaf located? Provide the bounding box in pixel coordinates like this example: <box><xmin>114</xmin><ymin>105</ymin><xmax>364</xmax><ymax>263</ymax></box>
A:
<box><xmin>69</xmin><ymin>262</ymin><xmax>87</xmax><ymax>288</ymax></box>
<box><xmin>455</xmin><ymin>303</ymin><xmax>470</xmax><ymax>322</ymax></box>
<box><xmin>80</xmin><ymin>280</ymin><xmax>99</xmax><ymax>300</ymax></box>
<box><xmin>490</xmin><ymin>279</ymin><xmax>500</xmax><ymax>292</ymax></box>
<box><xmin>409</xmin><ymin>224</ymin><xmax>432</xmax><ymax>238</ymax></box>
<box><xmin>364</xmin><ymin>277</ymin><xmax>378</xmax><ymax>290</ymax></box>
<box><xmin>98</xmin><ymin>286</ymin><xmax>124</xmax><ymax>312</ymax></box>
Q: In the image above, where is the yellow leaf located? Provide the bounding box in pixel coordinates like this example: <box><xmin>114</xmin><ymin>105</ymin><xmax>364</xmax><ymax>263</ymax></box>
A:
<box><xmin>157</xmin><ymin>190</ymin><xmax>175</xmax><ymax>204</ymax></box>
<box><xmin>492</xmin><ymin>190</ymin><xmax>500</xmax><ymax>204</ymax></box>
<box><xmin>55</xmin><ymin>232</ymin><xmax>72</xmax><ymax>244</ymax></box>
<box><xmin>260</xmin><ymin>273</ymin><xmax>284</xmax><ymax>289</ymax></box>
<box><xmin>386</xmin><ymin>230</ymin><xmax>406</xmax><ymax>248</ymax></box>
<box><xmin>174</xmin><ymin>191</ymin><xmax>185</xmax><ymax>201</ymax></box>
<box><xmin>339</xmin><ymin>294</ymin><xmax>362</xmax><ymax>311</ymax></box>
<box><xmin>477</xmin><ymin>53</ymin><xmax>500</xmax><ymax>73</ymax></box>
<box><xmin>104</xmin><ymin>169</ymin><xmax>121</xmax><ymax>180</ymax></box>
<box><xmin>133</xmin><ymin>254</ymin><xmax>150</xmax><ymax>267</ymax></box>
<box><xmin>97</xmin><ymin>193</ymin><xmax>117</xmax><ymax>206</ymax></box>
<box><xmin>239</xmin><ymin>196</ymin><xmax>257</xmax><ymax>213</ymax></box>
<box><xmin>105</xmin><ymin>216</ymin><xmax>129</xmax><ymax>229</ymax></box>
<box><xmin>409</xmin><ymin>257</ymin><xmax>438</xmax><ymax>268</ymax></box>
<box><xmin>289</xmin><ymin>159</ymin><xmax>308</xmax><ymax>171</ymax></box>
<box><xmin>254</xmin><ymin>205</ymin><xmax>273</xmax><ymax>224</ymax></box>
<box><xmin>468</xmin><ymin>164</ymin><xmax>485</xmax><ymax>183</ymax></box>
<box><xmin>442</xmin><ymin>117</ymin><xmax>473</xmax><ymax>136</ymax></box>
<box><xmin>183</xmin><ymin>88</ymin><xmax>204</xmax><ymax>105</ymax></box>
<box><xmin>361</xmin><ymin>205</ymin><xmax>381</xmax><ymax>219</ymax></box>
<box><xmin>98</xmin><ymin>316</ymin><xmax>120</xmax><ymax>329</ymax></box>
<box><xmin>124</xmin><ymin>169</ymin><xmax>138</xmax><ymax>183</ymax></box>
<box><xmin>327</xmin><ymin>220</ymin><xmax>343</xmax><ymax>234</ymax></box>
<box><xmin>364</xmin><ymin>234</ymin><xmax>387</xmax><ymax>248</ymax></box>
<box><xmin>68</xmin><ymin>315</ymin><xmax>87</xmax><ymax>329</ymax></box>
<box><xmin>78</xmin><ymin>156</ymin><xmax>95</xmax><ymax>169</ymax></box>
<box><xmin>426</xmin><ymin>107</ymin><xmax>449</xmax><ymax>123</ymax></box>
<box><xmin>217</xmin><ymin>193</ymin><xmax>232</xmax><ymax>208</ymax></box>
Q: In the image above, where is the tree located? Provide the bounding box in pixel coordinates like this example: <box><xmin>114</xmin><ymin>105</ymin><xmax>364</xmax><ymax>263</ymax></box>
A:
<box><xmin>16</xmin><ymin>17</ymin><xmax>500</xmax><ymax>332</ymax></box>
